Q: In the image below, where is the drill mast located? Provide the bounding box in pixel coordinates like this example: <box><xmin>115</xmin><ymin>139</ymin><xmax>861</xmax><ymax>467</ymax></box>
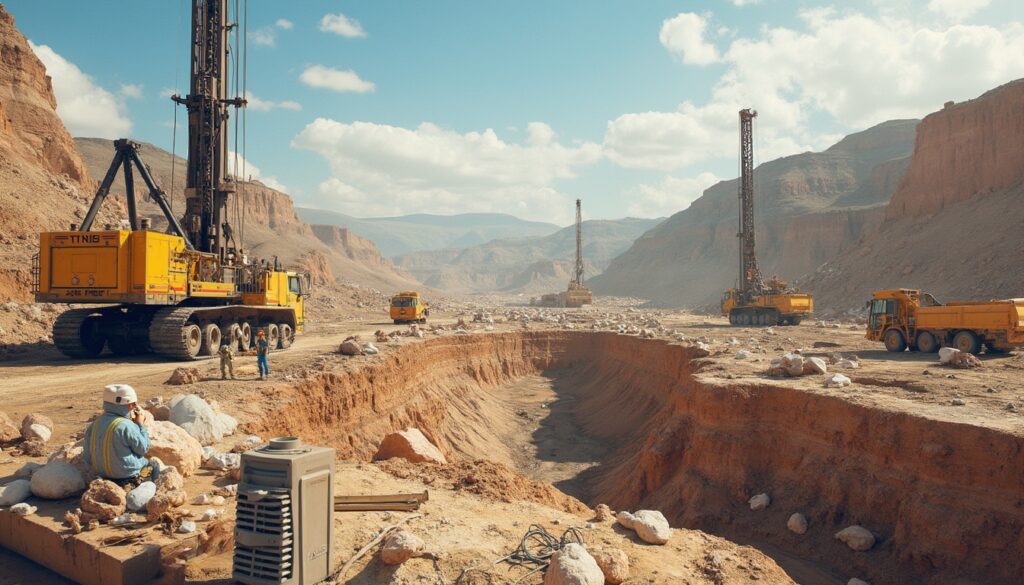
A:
<box><xmin>738</xmin><ymin>108</ymin><xmax>767</xmax><ymax>302</ymax></box>
<box><xmin>173</xmin><ymin>0</ymin><xmax>246</xmax><ymax>262</ymax></box>
<box><xmin>572</xmin><ymin>198</ymin><xmax>584</xmax><ymax>286</ymax></box>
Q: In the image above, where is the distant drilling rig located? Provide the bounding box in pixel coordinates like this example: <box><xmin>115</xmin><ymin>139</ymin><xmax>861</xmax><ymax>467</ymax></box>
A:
<box><xmin>720</xmin><ymin>109</ymin><xmax>813</xmax><ymax>326</ymax></box>
<box><xmin>533</xmin><ymin>199</ymin><xmax>592</xmax><ymax>308</ymax></box>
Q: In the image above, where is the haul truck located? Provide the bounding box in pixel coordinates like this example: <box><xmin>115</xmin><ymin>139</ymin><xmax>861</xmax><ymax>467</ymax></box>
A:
<box><xmin>390</xmin><ymin>291</ymin><xmax>429</xmax><ymax>324</ymax></box>
<box><xmin>866</xmin><ymin>289</ymin><xmax>1024</xmax><ymax>354</ymax></box>
<box><xmin>721</xmin><ymin>109</ymin><xmax>813</xmax><ymax>326</ymax></box>
<box><xmin>32</xmin><ymin>1</ymin><xmax>310</xmax><ymax>360</ymax></box>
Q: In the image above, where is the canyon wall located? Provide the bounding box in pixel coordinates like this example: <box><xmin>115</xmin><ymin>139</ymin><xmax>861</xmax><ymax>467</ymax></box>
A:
<box><xmin>592</xmin><ymin>120</ymin><xmax>916</xmax><ymax>307</ymax></box>
<box><xmin>799</xmin><ymin>79</ymin><xmax>1024</xmax><ymax>309</ymax></box>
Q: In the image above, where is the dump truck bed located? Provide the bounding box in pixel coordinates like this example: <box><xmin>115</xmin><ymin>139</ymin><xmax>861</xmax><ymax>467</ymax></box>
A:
<box><xmin>917</xmin><ymin>299</ymin><xmax>1024</xmax><ymax>342</ymax></box>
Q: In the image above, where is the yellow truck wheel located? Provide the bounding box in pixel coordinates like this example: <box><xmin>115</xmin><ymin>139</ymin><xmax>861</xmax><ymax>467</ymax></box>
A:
<box><xmin>884</xmin><ymin>329</ymin><xmax>907</xmax><ymax>352</ymax></box>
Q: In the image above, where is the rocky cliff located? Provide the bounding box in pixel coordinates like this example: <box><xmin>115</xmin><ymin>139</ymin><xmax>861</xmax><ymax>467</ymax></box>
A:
<box><xmin>591</xmin><ymin>119</ymin><xmax>917</xmax><ymax>307</ymax></box>
<box><xmin>799</xmin><ymin>80</ymin><xmax>1024</xmax><ymax>310</ymax></box>
<box><xmin>394</xmin><ymin>218</ymin><xmax>661</xmax><ymax>294</ymax></box>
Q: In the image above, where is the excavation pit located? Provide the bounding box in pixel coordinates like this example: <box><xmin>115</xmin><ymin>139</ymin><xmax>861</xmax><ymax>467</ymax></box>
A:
<box><xmin>254</xmin><ymin>331</ymin><xmax>1024</xmax><ymax>585</ymax></box>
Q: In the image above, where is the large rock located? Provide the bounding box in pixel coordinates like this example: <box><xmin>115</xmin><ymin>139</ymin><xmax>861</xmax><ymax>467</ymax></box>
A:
<box><xmin>24</xmin><ymin>423</ymin><xmax>51</xmax><ymax>443</ymax></box>
<box><xmin>0</xmin><ymin>412</ymin><xmax>20</xmax><ymax>443</ymax></box>
<box><xmin>787</xmin><ymin>513</ymin><xmax>808</xmax><ymax>534</ymax></box>
<box><xmin>126</xmin><ymin>481</ymin><xmax>156</xmax><ymax>512</ymax></box>
<box><xmin>835</xmin><ymin>525</ymin><xmax>876</xmax><ymax>551</ymax></box>
<box><xmin>825</xmin><ymin>373</ymin><xmax>852</xmax><ymax>388</ymax></box>
<box><xmin>21</xmin><ymin>413</ymin><xmax>53</xmax><ymax>439</ymax></box>
<box><xmin>939</xmin><ymin>347</ymin><xmax>960</xmax><ymax>364</ymax></box>
<box><xmin>616</xmin><ymin>510</ymin><xmax>673</xmax><ymax>545</ymax></box>
<box><xmin>374</xmin><ymin>428</ymin><xmax>447</xmax><ymax>464</ymax></box>
<box><xmin>379</xmin><ymin>529</ymin><xmax>426</xmax><ymax>565</ymax></box>
<box><xmin>339</xmin><ymin>340</ymin><xmax>363</xmax><ymax>356</ymax></box>
<box><xmin>748</xmin><ymin>493</ymin><xmax>771</xmax><ymax>511</ymax></box>
<box><xmin>168</xmin><ymin>395</ymin><xmax>236</xmax><ymax>445</ymax></box>
<box><xmin>167</xmin><ymin>367</ymin><xmax>201</xmax><ymax>385</ymax></box>
<box><xmin>30</xmin><ymin>461</ymin><xmax>86</xmax><ymax>499</ymax></box>
<box><xmin>591</xmin><ymin>547</ymin><xmax>629</xmax><ymax>584</ymax></box>
<box><xmin>146</xmin><ymin>466</ymin><xmax>187</xmax><ymax>522</ymax></box>
<box><xmin>803</xmin><ymin>357</ymin><xmax>828</xmax><ymax>375</ymax></box>
<box><xmin>146</xmin><ymin>420</ymin><xmax>204</xmax><ymax>477</ymax></box>
<box><xmin>544</xmin><ymin>543</ymin><xmax>604</xmax><ymax>585</ymax></box>
<box><xmin>80</xmin><ymin>479</ymin><xmax>127</xmax><ymax>521</ymax></box>
<box><xmin>0</xmin><ymin>479</ymin><xmax>32</xmax><ymax>506</ymax></box>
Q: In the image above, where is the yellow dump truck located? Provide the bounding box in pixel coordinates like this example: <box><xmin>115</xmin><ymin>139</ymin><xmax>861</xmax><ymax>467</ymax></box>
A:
<box><xmin>390</xmin><ymin>291</ymin><xmax>429</xmax><ymax>324</ymax></box>
<box><xmin>866</xmin><ymin>289</ymin><xmax>1024</xmax><ymax>354</ymax></box>
<box><xmin>721</xmin><ymin>287</ymin><xmax>814</xmax><ymax>326</ymax></box>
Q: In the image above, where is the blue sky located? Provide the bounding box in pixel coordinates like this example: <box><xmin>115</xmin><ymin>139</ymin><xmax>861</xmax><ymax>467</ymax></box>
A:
<box><xmin>7</xmin><ymin>0</ymin><xmax>1023</xmax><ymax>224</ymax></box>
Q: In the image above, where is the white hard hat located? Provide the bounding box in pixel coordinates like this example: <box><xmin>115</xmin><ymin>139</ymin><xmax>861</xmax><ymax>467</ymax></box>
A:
<box><xmin>103</xmin><ymin>384</ymin><xmax>138</xmax><ymax>405</ymax></box>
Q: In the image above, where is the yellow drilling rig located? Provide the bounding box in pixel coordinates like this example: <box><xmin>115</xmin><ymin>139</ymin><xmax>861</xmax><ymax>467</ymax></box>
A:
<box><xmin>33</xmin><ymin>0</ymin><xmax>311</xmax><ymax>360</ymax></box>
<box><xmin>720</xmin><ymin>109</ymin><xmax>813</xmax><ymax>326</ymax></box>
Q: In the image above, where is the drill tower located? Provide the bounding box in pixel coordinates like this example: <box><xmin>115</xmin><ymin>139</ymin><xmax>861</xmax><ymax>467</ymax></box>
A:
<box><xmin>737</xmin><ymin>108</ymin><xmax>767</xmax><ymax>303</ymax></box>
<box><xmin>572</xmin><ymin>198</ymin><xmax>584</xmax><ymax>286</ymax></box>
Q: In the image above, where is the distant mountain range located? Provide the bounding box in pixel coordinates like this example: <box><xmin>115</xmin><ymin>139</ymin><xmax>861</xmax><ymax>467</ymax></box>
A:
<box><xmin>295</xmin><ymin>208</ymin><xmax>562</xmax><ymax>257</ymax></box>
<box><xmin>393</xmin><ymin>217</ymin><xmax>663</xmax><ymax>294</ymax></box>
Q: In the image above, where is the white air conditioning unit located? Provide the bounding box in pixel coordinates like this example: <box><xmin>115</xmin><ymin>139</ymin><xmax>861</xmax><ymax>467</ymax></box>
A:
<box><xmin>234</xmin><ymin>437</ymin><xmax>335</xmax><ymax>585</ymax></box>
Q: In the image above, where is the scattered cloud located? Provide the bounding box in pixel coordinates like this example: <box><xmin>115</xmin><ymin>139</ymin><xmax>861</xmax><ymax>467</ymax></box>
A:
<box><xmin>227</xmin><ymin>151</ymin><xmax>288</xmax><ymax>193</ymax></box>
<box><xmin>119</xmin><ymin>83</ymin><xmax>143</xmax><ymax>99</ymax></box>
<box><xmin>275</xmin><ymin>18</ymin><xmax>294</xmax><ymax>30</ymax></box>
<box><xmin>730</xmin><ymin>0</ymin><xmax>762</xmax><ymax>6</ymax></box>
<box><xmin>247</xmin><ymin>93</ymin><xmax>302</xmax><ymax>112</ymax></box>
<box><xmin>159</xmin><ymin>87</ymin><xmax>177</xmax><ymax>98</ymax></box>
<box><xmin>626</xmin><ymin>172</ymin><xmax>719</xmax><ymax>218</ymax></box>
<box><xmin>250</xmin><ymin>28</ymin><xmax>276</xmax><ymax>47</ymax></box>
<box><xmin>292</xmin><ymin>119</ymin><xmax>601</xmax><ymax>222</ymax></box>
<box><xmin>606</xmin><ymin>8</ymin><xmax>1024</xmax><ymax>172</ymax></box>
<box><xmin>299</xmin><ymin>65</ymin><xmax>376</xmax><ymax>93</ymax></box>
<box><xmin>28</xmin><ymin>41</ymin><xmax>132</xmax><ymax>139</ymax></box>
<box><xmin>927</xmin><ymin>0</ymin><xmax>991</xmax><ymax>22</ymax></box>
<box><xmin>319</xmin><ymin>13</ymin><xmax>367</xmax><ymax>38</ymax></box>
<box><xmin>660</xmin><ymin>12</ymin><xmax>721</xmax><ymax>65</ymax></box>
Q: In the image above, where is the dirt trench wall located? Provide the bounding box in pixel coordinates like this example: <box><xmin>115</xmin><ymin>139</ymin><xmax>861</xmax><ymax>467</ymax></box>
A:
<box><xmin>253</xmin><ymin>332</ymin><xmax>1024</xmax><ymax>585</ymax></box>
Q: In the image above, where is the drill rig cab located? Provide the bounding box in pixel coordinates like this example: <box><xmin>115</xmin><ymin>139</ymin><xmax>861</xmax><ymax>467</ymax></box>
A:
<box><xmin>720</xmin><ymin>109</ymin><xmax>813</xmax><ymax>326</ymax></box>
<box><xmin>33</xmin><ymin>0</ymin><xmax>311</xmax><ymax>360</ymax></box>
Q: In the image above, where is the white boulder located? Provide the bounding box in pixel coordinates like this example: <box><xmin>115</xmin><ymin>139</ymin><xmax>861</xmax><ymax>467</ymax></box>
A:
<box><xmin>30</xmin><ymin>461</ymin><xmax>85</xmax><ymax>499</ymax></box>
<box><xmin>787</xmin><ymin>513</ymin><xmax>808</xmax><ymax>534</ymax></box>
<box><xmin>374</xmin><ymin>428</ymin><xmax>447</xmax><ymax>464</ymax></box>
<box><xmin>203</xmin><ymin>452</ymin><xmax>241</xmax><ymax>471</ymax></box>
<box><xmin>168</xmin><ymin>395</ymin><xmax>236</xmax><ymax>445</ymax></box>
<box><xmin>543</xmin><ymin>543</ymin><xmax>604</xmax><ymax>585</ymax></box>
<box><xmin>803</xmin><ymin>357</ymin><xmax>828</xmax><ymax>375</ymax></box>
<box><xmin>835</xmin><ymin>525</ymin><xmax>875</xmax><ymax>551</ymax></box>
<box><xmin>748</xmin><ymin>493</ymin><xmax>771</xmax><ymax>511</ymax></box>
<box><xmin>0</xmin><ymin>479</ymin><xmax>32</xmax><ymax>506</ymax></box>
<box><xmin>938</xmin><ymin>347</ymin><xmax>960</xmax><ymax>364</ymax></box>
<box><xmin>825</xmin><ymin>373</ymin><xmax>852</xmax><ymax>388</ymax></box>
<box><xmin>10</xmin><ymin>503</ymin><xmax>37</xmax><ymax>516</ymax></box>
<box><xmin>735</xmin><ymin>350</ymin><xmax>752</xmax><ymax>360</ymax></box>
<box><xmin>126</xmin><ymin>481</ymin><xmax>157</xmax><ymax>512</ymax></box>
<box><xmin>616</xmin><ymin>509</ymin><xmax>673</xmax><ymax>545</ymax></box>
<box><xmin>380</xmin><ymin>529</ymin><xmax>426</xmax><ymax>565</ymax></box>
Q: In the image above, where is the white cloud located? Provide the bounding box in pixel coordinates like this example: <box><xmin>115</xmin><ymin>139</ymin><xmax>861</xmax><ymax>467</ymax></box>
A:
<box><xmin>246</xmin><ymin>93</ymin><xmax>301</xmax><ymax>112</ymax></box>
<box><xmin>119</xmin><ymin>83</ymin><xmax>143</xmax><ymax>99</ymax></box>
<box><xmin>292</xmin><ymin>119</ymin><xmax>601</xmax><ymax>222</ymax></box>
<box><xmin>28</xmin><ymin>41</ymin><xmax>132</xmax><ymax>139</ymax></box>
<box><xmin>319</xmin><ymin>13</ymin><xmax>367</xmax><ymax>38</ymax></box>
<box><xmin>928</xmin><ymin>0</ymin><xmax>990</xmax><ymax>22</ymax></box>
<box><xmin>730</xmin><ymin>0</ymin><xmax>762</xmax><ymax>5</ymax></box>
<box><xmin>275</xmin><ymin>18</ymin><xmax>294</xmax><ymax>30</ymax></box>
<box><xmin>299</xmin><ymin>65</ymin><xmax>376</xmax><ymax>93</ymax></box>
<box><xmin>606</xmin><ymin>9</ymin><xmax>1024</xmax><ymax>171</ymax></box>
<box><xmin>160</xmin><ymin>87</ymin><xmax>177</xmax><ymax>98</ymax></box>
<box><xmin>660</xmin><ymin>12</ymin><xmax>721</xmax><ymax>65</ymax></box>
<box><xmin>626</xmin><ymin>172</ymin><xmax>719</xmax><ymax>218</ymax></box>
<box><xmin>227</xmin><ymin>151</ymin><xmax>288</xmax><ymax>193</ymax></box>
<box><xmin>250</xmin><ymin>28</ymin><xmax>275</xmax><ymax>47</ymax></box>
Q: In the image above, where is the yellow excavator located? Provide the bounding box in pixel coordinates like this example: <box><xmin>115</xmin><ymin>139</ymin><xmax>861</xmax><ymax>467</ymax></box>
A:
<box><xmin>720</xmin><ymin>109</ymin><xmax>813</xmax><ymax>326</ymax></box>
<box><xmin>32</xmin><ymin>0</ymin><xmax>310</xmax><ymax>360</ymax></box>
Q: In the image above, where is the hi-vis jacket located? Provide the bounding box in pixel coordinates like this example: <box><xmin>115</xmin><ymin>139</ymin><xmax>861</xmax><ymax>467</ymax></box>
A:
<box><xmin>83</xmin><ymin>403</ymin><xmax>150</xmax><ymax>480</ymax></box>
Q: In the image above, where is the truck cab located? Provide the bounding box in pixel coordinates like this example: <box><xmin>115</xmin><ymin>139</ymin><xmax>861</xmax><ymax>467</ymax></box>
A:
<box><xmin>390</xmin><ymin>291</ymin><xmax>429</xmax><ymax>324</ymax></box>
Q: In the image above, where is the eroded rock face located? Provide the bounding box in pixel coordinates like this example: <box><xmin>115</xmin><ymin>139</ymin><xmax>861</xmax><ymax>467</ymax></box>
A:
<box><xmin>379</xmin><ymin>529</ymin><xmax>426</xmax><ymax>565</ymax></box>
<box><xmin>543</xmin><ymin>543</ymin><xmax>604</xmax><ymax>585</ymax></box>
<box><xmin>146</xmin><ymin>420</ymin><xmax>203</xmax><ymax>477</ymax></box>
<box><xmin>374</xmin><ymin>428</ymin><xmax>447</xmax><ymax>464</ymax></box>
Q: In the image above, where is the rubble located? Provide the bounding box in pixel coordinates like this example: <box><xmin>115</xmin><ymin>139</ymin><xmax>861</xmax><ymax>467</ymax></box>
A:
<box><xmin>166</xmin><ymin>367</ymin><xmax>202</xmax><ymax>385</ymax></box>
<box><xmin>80</xmin><ymin>479</ymin><xmax>127</xmax><ymax>521</ymax></box>
<box><xmin>616</xmin><ymin>509</ymin><xmax>673</xmax><ymax>544</ymax></box>
<box><xmin>379</xmin><ymin>529</ymin><xmax>426</xmax><ymax>565</ymax></box>
<box><xmin>544</xmin><ymin>543</ymin><xmax>604</xmax><ymax>585</ymax></box>
<box><xmin>339</xmin><ymin>338</ymin><xmax>363</xmax><ymax>356</ymax></box>
<box><xmin>374</xmin><ymin>428</ymin><xmax>447</xmax><ymax>464</ymax></box>
<box><xmin>593</xmin><ymin>503</ymin><xmax>613</xmax><ymax>522</ymax></box>
<box><xmin>10</xmin><ymin>503</ymin><xmax>37</xmax><ymax>516</ymax></box>
<box><xmin>146</xmin><ymin>466</ymin><xmax>187</xmax><ymax>522</ymax></box>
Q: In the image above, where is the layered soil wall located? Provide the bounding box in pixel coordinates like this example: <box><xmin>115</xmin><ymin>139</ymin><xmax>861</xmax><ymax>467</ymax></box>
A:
<box><xmin>254</xmin><ymin>332</ymin><xmax>1024</xmax><ymax>584</ymax></box>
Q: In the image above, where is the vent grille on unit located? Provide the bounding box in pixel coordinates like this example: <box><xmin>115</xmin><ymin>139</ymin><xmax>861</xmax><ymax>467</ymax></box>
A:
<box><xmin>234</xmin><ymin>488</ymin><xmax>295</xmax><ymax>581</ymax></box>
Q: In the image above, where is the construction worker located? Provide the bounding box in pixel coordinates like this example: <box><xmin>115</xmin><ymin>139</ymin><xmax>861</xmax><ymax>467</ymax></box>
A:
<box><xmin>83</xmin><ymin>384</ymin><xmax>158</xmax><ymax>485</ymax></box>
<box><xmin>256</xmin><ymin>328</ymin><xmax>270</xmax><ymax>380</ymax></box>
<box><xmin>219</xmin><ymin>342</ymin><xmax>235</xmax><ymax>380</ymax></box>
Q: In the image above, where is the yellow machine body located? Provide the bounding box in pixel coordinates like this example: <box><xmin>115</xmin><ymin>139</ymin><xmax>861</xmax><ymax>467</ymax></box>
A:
<box><xmin>721</xmin><ymin>288</ymin><xmax>814</xmax><ymax>326</ymax></box>
<box><xmin>866</xmin><ymin>289</ymin><xmax>1024</xmax><ymax>354</ymax></box>
<box><xmin>390</xmin><ymin>291</ymin><xmax>429</xmax><ymax>324</ymax></box>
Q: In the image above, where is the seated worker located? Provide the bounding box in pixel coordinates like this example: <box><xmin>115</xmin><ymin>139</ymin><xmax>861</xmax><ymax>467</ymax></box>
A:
<box><xmin>83</xmin><ymin>384</ymin><xmax>158</xmax><ymax>486</ymax></box>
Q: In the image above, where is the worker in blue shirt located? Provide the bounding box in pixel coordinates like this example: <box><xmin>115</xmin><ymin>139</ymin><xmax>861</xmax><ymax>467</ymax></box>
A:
<box><xmin>256</xmin><ymin>328</ymin><xmax>270</xmax><ymax>380</ymax></box>
<box><xmin>83</xmin><ymin>384</ymin><xmax>158</xmax><ymax>485</ymax></box>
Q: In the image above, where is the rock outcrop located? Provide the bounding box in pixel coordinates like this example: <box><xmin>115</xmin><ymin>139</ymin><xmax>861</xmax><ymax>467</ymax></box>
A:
<box><xmin>374</xmin><ymin>428</ymin><xmax>447</xmax><ymax>464</ymax></box>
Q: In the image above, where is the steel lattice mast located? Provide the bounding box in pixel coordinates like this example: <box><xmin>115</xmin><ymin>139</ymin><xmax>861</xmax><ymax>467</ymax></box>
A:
<box><xmin>738</xmin><ymin>109</ymin><xmax>766</xmax><ymax>301</ymax></box>
<box><xmin>573</xmin><ymin>198</ymin><xmax>584</xmax><ymax>286</ymax></box>
<box><xmin>173</xmin><ymin>0</ymin><xmax>246</xmax><ymax>261</ymax></box>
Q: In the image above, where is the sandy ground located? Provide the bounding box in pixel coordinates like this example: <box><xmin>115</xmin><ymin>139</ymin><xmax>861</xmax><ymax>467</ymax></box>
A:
<box><xmin>0</xmin><ymin>296</ymin><xmax>1021</xmax><ymax>584</ymax></box>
